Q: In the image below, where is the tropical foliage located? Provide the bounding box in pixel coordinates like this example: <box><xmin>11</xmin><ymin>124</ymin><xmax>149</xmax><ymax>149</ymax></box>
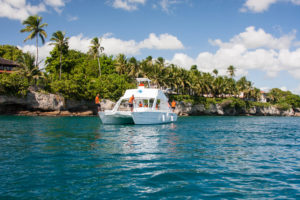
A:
<box><xmin>20</xmin><ymin>15</ymin><xmax>48</xmax><ymax>67</ymax></box>
<box><xmin>50</xmin><ymin>31</ymin><xmax>69</xmax><ymax>80</ymax></box>
<box><xmin>2</xmin><ymin>44</ymin><xmax>300</xmax><ymax>107</ymax></box>
<box><xmin>1</xmin><ymin>14</ymin><xmax>300</xmax><ymax>110</ymax></box>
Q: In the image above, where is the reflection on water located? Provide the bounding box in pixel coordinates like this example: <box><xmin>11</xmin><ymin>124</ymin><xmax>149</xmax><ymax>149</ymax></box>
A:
<box><xmin>0</xmin><ymin>116</ymin><xmax>299</xmax><ymax>199</ymax></box>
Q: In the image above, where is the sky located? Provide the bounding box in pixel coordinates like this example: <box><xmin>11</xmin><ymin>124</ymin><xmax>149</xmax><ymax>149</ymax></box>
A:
<box><xmin>1</xmin><ymin>0</ymin><xmax>300</xmax><ymax>94</ymax></box>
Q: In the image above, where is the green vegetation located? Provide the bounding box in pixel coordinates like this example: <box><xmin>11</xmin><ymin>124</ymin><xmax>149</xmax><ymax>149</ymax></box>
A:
<box><xmin>20</xmin><ymin>15</ymin><xmax>48</xmax><ymax>67</ymax></box>
<box><xmin>1</xmin><ymin>15</ymin><xmax>300</xmax><ymax>111</ymax></box>
<box><xmin>268</xmin><ymin>88</ymin><xmax>300</xmax><ymax>109</ymax></box>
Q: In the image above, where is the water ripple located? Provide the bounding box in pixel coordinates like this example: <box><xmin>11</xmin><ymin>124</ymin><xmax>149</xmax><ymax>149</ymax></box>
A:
<box><xmin>0</xmin><ymin>116</ymin><xmax>299</xmax><ymax>199</ymax></box>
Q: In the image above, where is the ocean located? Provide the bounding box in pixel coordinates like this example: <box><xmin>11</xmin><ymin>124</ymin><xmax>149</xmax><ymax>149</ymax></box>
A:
<box><xmin>0</xmin><ymin>116</ymin><xmax>299</xmax><ymax>199</ymax></box>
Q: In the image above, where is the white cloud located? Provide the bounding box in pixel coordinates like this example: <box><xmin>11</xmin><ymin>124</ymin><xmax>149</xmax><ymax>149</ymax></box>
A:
<box><xmin>280</xmin><ymin>86</ymin><xmax>288</xmax><ymax>91</ymax></box>
<box><xmin>260</xmin><ymin>87</ymin><xmax>271</xmax><ymax>92</ymax></box>
<box><xmin>18</xmin><ymin>32</ymin><xmax>184</xmax><ymax>67</ymax></box>
<box><xmin>159</xmin><ymin>0</ymin><xmax>182</xmax><ymax>13</ymax></box>
<box><xmin>241</xmin><ymin>0</ymin><xmax>300</xmax><ymax>13</ymax></box>
<box><xmin>111</xmin><ymin>0</ymin><xmax>146</xmax><ymax>11</ymax></box>
<box><xmin>139</xmin><ymin>33</ymin><xmax>184</xmax><ymax>50</ymax></box>
<box><xmin>44</xmin><ymin>0</ymin><xmax>66</xmax><ymax>12</ymax></box>
<box><xmin>241</xmin><ymin>0</ymin><xmax>277</xmax><ymax>13</ymax></box>
<box><xmin>66</xmin><ymin>33</ymin><xmax>183</xmax><ymax>55</ymax></box>
<box><xmin>109</xmin><ymin>0</ymin><xmax>188</xmax><ymax>12</ymax></box>
<box><xmin>18</xmin><ymin>42</ymin><xmax>54</xmax><ymax>68</ymax></box>
<box><xmin>0</xmin><ymin>0</ymin><xmax>46</xmax><ymax>21</ymax></box>
<box><xmin>0</xmin><ymin>0</ymin><xmax>68</xmax><ymax>21</ymax></box>
<box><xmin>66</xmin><ymin>15</ymin><xmax>78</xmax><ymax>21</ymax></box>
<box><xmin>170</xmin><ymin>26</ymin><xmax>300</xmax><ymax>79</ymax></box>
<box><xmin>68</xmin><ymin>34</ymin><xmax>91</xmax><ymax>53</ymax></box>
<box><xmin>292</xmin><ymin>85</ymin><xmax>300</xmax><ymax>95</ymax></box>
<box><xmin>103</xmin><ymin>37</ymin><xmax>140</xmax><ymax>55</ymax></box>
<box><xmin>210</xmin><ymin>26</ymin><xmax>296</xmax><ymax>50</ymax></box>
<box><xmin>44</xmin><ymin>0</ymin><xmax>65</xmax><ymax>7</ymax></box>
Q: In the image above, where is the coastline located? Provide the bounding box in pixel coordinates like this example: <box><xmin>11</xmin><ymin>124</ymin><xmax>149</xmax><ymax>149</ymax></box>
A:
<box><xmin>1</xmin><ymin>91</ymin><xmax>300</xmax><ymax>117</ymax></box>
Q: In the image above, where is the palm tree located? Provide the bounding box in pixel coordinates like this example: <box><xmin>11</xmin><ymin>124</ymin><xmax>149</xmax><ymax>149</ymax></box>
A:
<box><xmin>212</xmin><ymin>76</ymin><xmax>226</xmax><ymax>97</ymax></box>
<box><xmin>49</xmin><ymin>31</ymin><xmax>69</xmax><ymax>80</ymax></box>
<box><xmin>227</xmin><ymin>65</ymin><xmax>236</xmax><ymax>78</ymax></box>
<box><xmin>190</xmin><ymin>65</ymin><xmax>198</xmax><ymax>71</ymax></box>
<box><xmin>213</xmin><ymin>69</ymin><xmax>218</xmax><ymax>76</ymax></box>
<box><xmin>88</xmin><ymin>37</ymin><xmax>104</xmax><ymax>77</ymax></box>
<box><xmin>16</xmin><ymin>53</ymin><xmax>44</xmax><ymax>85</ymax></box>
<box><xmin>128</xmin><ymin>57</ymin><xmax>140</xmax><ymax>78</ymax></box>
<box><xmin>115</xmin><ymin>54</ymin><xmax>128</xmax><ymax>75</ymax></box>
<box><xmin>20</xmin><ymin>15</ymin><xmax>48</xmax><ymax>68</ymax></box>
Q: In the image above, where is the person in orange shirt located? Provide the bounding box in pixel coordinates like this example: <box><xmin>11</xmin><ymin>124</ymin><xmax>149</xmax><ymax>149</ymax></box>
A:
<box><xmin>139</xmin><ymin>101</ymin><xmax>143</xmax><ymax>107</ymax></box>
<box><xmin>171</xmin><ymin>100</ymin><xmax>176</xmax><ymax>112</ymax></box>
<box><xmin>128</xmin><ymin>95</ymin><xmax>135</xmax><ymax>112</ymax></box>
<box><xmin>95</xmin><ymin>94</ymin><xmax>101</xmax><ymax>112</ymax></box>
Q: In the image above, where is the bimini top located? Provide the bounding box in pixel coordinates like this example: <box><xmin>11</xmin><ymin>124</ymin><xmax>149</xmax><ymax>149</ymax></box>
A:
<box><xmin>136</xmin><ymin>78</ymin><xmax>151</xmax><ymax>83</ymax></box>
<box><xmin>122</xmin><ymin>88</ymin><xmax>168</xmax><ymax>101</ymax></box>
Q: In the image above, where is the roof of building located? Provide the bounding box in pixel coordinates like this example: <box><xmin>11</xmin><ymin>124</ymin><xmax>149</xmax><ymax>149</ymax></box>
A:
<box><xmin>0</xmin><ymin>57</ymin><xmax>19</xmax><ymax>66</ymax></box>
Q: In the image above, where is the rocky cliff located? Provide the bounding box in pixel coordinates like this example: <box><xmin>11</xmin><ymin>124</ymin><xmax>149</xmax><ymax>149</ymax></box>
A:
<box><xmin>0</xmin><ymin>91</ymin><xmax>114</xmax><ymax>116</ymax></box>
<box><xmin>0</xmin><ymin>91</ymin><xmax>299</xmax><ymax>116</ymax></box>
<box><xmin>174</xmin><ymin>101</ymin><xmax>299</xmax><ymax>116</ymax></box>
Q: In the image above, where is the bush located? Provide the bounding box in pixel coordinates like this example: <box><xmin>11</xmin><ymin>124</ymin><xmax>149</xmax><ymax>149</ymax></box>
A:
<box><xmin>221</xmin><ymin>98</ymin><xmax>246</xmax><ymax>109</ymax></box>
<box><xmin>275</xmin><ymin>102</ymin><xmax>292</xmax><ymax>111</ymax></box>
<box><xmin>0</xmin><ymin>73</ymin><xmax>29</xmax><ymax>96</ymax></box>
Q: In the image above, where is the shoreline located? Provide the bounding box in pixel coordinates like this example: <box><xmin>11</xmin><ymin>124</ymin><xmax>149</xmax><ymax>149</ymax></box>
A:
<box><xmin>2</xmin><ymin>108</ymin><xmax>300</xmax><ymax>117</ymax></box>
<box><xmin>1</xmin><ymin>92</ymin><xmax>300</xmax><ymax>117</ymax></box>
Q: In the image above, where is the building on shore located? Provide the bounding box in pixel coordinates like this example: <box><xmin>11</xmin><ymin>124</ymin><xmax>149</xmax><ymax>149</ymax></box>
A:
<box><xmin>260</xmin><ymin>91</ymin><xmax>269</xmax><ymax>103</ymax></box>
<box><xmin>0</xmin><ymin>57</ymin><xmax>19</xmax><ymax>73</ymax></box>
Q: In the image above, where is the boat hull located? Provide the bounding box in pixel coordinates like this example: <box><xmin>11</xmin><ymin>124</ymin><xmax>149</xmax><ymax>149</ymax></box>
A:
<box><xmin>98</xmin><ymin>111</ymin><xmax>134</xmax><ymax>124</ymax></box>
<box><xmin>132</xmin><ymin>111</ymin><xmax>177</xmax><ymax>125</ymax></box>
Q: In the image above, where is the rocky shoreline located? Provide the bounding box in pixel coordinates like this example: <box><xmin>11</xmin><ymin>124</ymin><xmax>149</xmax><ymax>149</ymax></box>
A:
<box><xmin>1</xmin><ymin>91</ymin><xmax>299</xmax><ymax>117</ymax></box>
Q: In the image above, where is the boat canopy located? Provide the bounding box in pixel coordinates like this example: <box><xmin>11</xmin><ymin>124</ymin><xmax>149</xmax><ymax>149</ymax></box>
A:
<box><xmin>122</xmin><ymin>88</ymin><xmax>168</xmax><ymax>101</ymax></box>
<box><xmin>136</xmin><ymin>78</ymin><xmax>151</xmax><ymax>83</ymax></box>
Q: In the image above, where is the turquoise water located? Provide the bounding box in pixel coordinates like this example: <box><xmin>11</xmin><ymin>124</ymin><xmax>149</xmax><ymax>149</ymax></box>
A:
<box><xmin>0</xmin><ymin>116</ymin><xmax>299</xmax><ymax>199</ymax></box>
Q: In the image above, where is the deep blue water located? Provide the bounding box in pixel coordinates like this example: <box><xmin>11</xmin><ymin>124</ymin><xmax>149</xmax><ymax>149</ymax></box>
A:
<box><xmin>0</xmin><ymin>116</ymin><xmax>299</xmax><ymax>199</ymax></box>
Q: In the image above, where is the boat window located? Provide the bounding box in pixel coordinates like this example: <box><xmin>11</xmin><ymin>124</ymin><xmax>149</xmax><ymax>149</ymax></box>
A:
<box><xmin>117</xmin><ymin>99</ymin><xmax>131</xmax><ymax>111</ymax></box>
<box><xmin>149</xmin><ymin>98</ymin><xmax>154</xmax><ymax>108</ymax></box>
<box><xmin>143</xmin><ymin>99</ymin><xmax>148</xmax><ymax>107</ymax></box>
<box><xmin>156</xmin><ymin>99</ymin><xmax>161</xmax><ymax>110</ymax></box>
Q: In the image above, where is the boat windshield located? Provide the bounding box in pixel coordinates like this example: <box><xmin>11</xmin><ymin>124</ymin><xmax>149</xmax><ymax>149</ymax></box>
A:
<box><xmin>117</xmin><ymin>99</ymin><xmax>131</xmax><ymax>111</ymax></box>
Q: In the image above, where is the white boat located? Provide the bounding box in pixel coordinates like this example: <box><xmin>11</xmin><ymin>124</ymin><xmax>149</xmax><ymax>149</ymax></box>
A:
<box><xmin>98</xmin><ymin>78</ymin><xmax>177</xmax><ymax>125</ymax></box>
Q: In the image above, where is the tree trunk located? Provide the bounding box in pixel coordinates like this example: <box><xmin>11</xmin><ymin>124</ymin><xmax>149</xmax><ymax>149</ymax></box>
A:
<box><xmin>97</xmin><ymin>56</ymin><xmax>101</xmax><ymax>77</ymax></box>
<box><xmin>36</xmin><ymin>36</ymin><xmax>38</xmax><ymax>68</ymax></box>
<box><xmin>59</xmin><ymin>49</ymin><xmax>62</xmax><ymax>80</ymax></box>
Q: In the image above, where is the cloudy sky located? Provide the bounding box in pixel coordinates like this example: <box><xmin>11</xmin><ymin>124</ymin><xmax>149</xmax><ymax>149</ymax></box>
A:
<box><xmin>1</xmin><ymin>0</ymin><xmax>300</xmax><ymax>94</ymax></box>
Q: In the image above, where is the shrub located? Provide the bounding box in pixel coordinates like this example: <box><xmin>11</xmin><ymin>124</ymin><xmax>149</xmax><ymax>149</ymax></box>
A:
<box><xmin>0</xmin><ymin>73</ymin><xmax>29</xmax><ymax>96</ymax></box>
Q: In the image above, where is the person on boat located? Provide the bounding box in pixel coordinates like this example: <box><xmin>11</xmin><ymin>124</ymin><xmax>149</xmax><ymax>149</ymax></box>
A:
<box><xmin>156</xmin><ymin>103</ymin><xmax>159</xmax><ymax>110</ymax></box>
<box><xmin>129</xmin><ymin>94</ymin><xmax>135</xmax><ymax>112</ymax></box>
<box><xmin>139</xmin><ymin>83</ymin><xmax>144</xmax><ymax>87</ymax></box>
<box><xmin>95</xmin><ymin>94</ymin><xmax>101</xmax><ymax>112</ymax></box>
<box><xmin>171</xmin><ymin>100</ymin><xmax>176</xmax><ymax>112</ymax></box>
<box><xmin>139</xmin><ymin>101</ymin><xmax>143</xmax><ymax>107</ymax></box>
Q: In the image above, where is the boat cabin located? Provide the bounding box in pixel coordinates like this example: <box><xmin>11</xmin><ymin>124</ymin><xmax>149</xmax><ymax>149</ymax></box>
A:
<box><xmin>113</xmin><ymin>78</ymin><xmax>170</xmax><ymax>112</ymax></box>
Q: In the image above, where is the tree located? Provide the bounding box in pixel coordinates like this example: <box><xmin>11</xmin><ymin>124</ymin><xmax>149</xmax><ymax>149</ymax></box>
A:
<box><xmin>88</xmin><ymin>37</ymin><xmax>104</xmax><ymax>77</ymax></box>
<box><xmin>49</xmin><ymin>31</ymin><xmax>69</xmax><ymax>80</ymax></box>
<box><xmin>16</xmin><ymin>53</ymin><xmax>44</xmax><ymax>85</ymax></box>
<box><xmin>20</xmin><ymin>15</ymin><xmax>48</xmax><ymax>68</ymax></box>
<box><xmin>190</xmin><ymin>65</ymin><xmax>198</xmax><ymax>71</ymax></box>
<box><xmin>128</xmin><ymin>57</ymin><xmax>140</xmax><ymax>78</ymax></box>
<box><xmin>227</xmin><ymin>65</ymin><xmax>236</xmax><ymax>78</ymax></box>
<box><xmin>115</xmin><ymin>54</ymin><xmax>128</xmax><ymax>75</ymax></box>
<box><xmin>213</xmin><ymin>69</ymin><xmax>218</xmax><ymax>76</ymax></box>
